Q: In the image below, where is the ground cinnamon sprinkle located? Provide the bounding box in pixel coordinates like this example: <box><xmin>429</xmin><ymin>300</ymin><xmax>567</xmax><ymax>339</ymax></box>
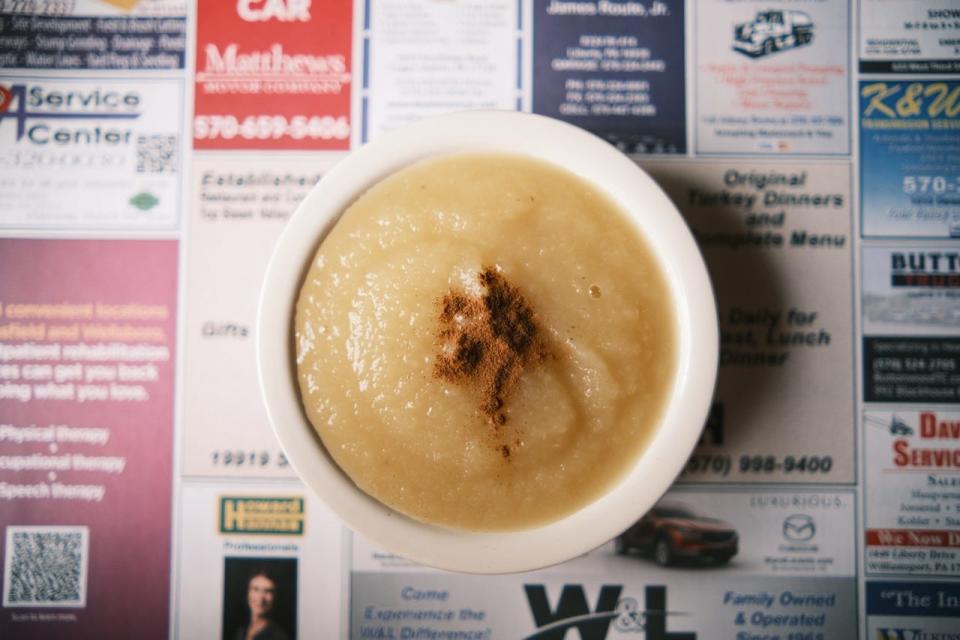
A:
<box><xmin>434</xmin><ymin>267</ymin><xmax>548</xmax><ymax>433</ymax></box>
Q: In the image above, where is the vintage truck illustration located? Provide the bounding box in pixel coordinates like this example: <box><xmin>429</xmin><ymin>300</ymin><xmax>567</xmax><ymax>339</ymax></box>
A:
<box><xmin>733</xmin><ymin>10</ymin><xmax>814</xmax><ymax>57</ymax></box>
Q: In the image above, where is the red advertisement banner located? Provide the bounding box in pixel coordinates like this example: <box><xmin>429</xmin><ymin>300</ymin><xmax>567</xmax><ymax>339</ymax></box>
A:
<box><xmin>867</xmin><ymin>529</ymin><xmax>960</xmax><ymax>549</ymax></box>
<box><xmin>194</xmin><ymin>0</ymin><xmax>353</xmax><ymax>150</ymax></box>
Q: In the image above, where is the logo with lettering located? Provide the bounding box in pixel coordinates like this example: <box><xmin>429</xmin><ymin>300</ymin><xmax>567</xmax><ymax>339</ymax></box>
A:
<box><xmin>782</xmin><ymin>514</ymin><xmax>816</xmax><ymax>542</ymax></box>
<box><xmin>523</xmin><ymin>584</ymin><xmax>695</xmax><ymax>640</ymax></box>
<box><xmin>219</xmin><ymin>496</ymin><xmax>304</xmax><ymax>535</ymax></box>
<box><xmin>862</xmin><ymin>81</ymin><xmax>960</xmax><ymax>122</ymax></box>
<box><xmin>876</xmin><ymin>630</ymin><xmax>923</xmax><ymax>640</ymax></box>
<box><xmin>194</xmin><ymin>0</ymin><xmax>351</xmax><ymax>150</ymax></box>
<box><xmin>890</xmin><ymin>412</ymin><xmax>960</xmax><ymax>470</ymax></box>
<box><xmin>890</xmin><ymin>252</ymin><xmax>960</xmax><ymax>288</ymax></box>
<box><xmin>0</xmin><ymin>83</ymin><xmax>141</xmax><ymax>144</ymax></box>
<box><xmin>237</xmin><ymin>0</ymin><xmax>312</xmax><ymax>22</ymax></box>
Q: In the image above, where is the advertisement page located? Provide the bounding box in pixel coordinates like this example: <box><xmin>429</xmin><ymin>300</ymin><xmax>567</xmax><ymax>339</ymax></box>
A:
<box><xmin>859</xmin><ymin>79</ymin><xmax>960</xmax><ymax>238</ymax></box>
<box><xmin>532</xmin><ymin>0</ymin><xmax>685</xmax><ymax>153</ymax></box>
<box><xmin>860</xmin><ymin>0</ymin><xmax>960</xmax><ymax>73</ymax></box>
<box><xmin>867</xmin><ymin>582</ymin><xmax>960</xmax><ymax>638</ymax></box>
<box><xmin>362</xmin><ymin>0</ymin><xmax>519</xmax><ymax>142</ymax></box>
<box><xmin>646</xmin><ymin>161</ymin><xmax>854</xmax><ymax>483</ymax></box>
<box><xmin>0</xmin><ymin>76</ymin><xmax>183</xmax><ymax>230</ymax></box>
<box><xmin>0</xmin><ymin>239</ymin><xmax>178</xmax><ymax>639</ymax></box>
<box><xmin>861</xmin><ymin>245</ymin><xmax>960</xmax><ymax>404</ymax></box>
<box><xmin>0</xmin><ymin>1</ymin><xmax>958</xmax><ymax>638</ymax></box>
<box><xmin>175</xmin><ymin>481</ymin><xmax>346</xmax><ymax>639</ymax></box>
<box><xmin>864</xmin><ymin>409</ymin><xmax>960</xmax><ymax>577</ymax></box>
<box><xmin>193</xmin><ymin>0</ymin><xmax>352</xmax><ymax>150</ymax></box>
<box><xmin>180</xmin><ymin>153</ymin><xmax>337</xmax><ymax>478</ymax></box>
<box><xmin>695</xmin><ymin>0</ymin><xmax>850</xmax><ymax>155</ymax></box>
<box><xmin>350</xmin><ymin>488</ymin><xmax>857</xmax><ymax>639</ymax></box>
<box><xmin>0</xmin><ymin>0</ymin><xmax>187</xmax><ymax>71</ymax></box>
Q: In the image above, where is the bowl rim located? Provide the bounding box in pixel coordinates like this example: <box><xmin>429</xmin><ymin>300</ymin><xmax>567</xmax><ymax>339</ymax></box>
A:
<box><xmin>256</xmin><ymin>109</ymin><xmax>718</xmax><ymax>574</ymax></box>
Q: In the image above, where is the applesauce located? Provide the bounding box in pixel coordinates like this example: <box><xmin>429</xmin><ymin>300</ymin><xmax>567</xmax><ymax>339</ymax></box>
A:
<box><xmin>294</xmin><ymin>153</ymin><xmax>675</xmax><ymax>531</ymax></box>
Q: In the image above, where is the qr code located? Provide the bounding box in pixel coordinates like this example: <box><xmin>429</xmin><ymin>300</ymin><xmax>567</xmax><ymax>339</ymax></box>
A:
<box><xmin>136</xmin><ymin>134</ymin><xmax>178</xmax><ymax>174</ymax></box>
<box><xmin>3</xmin><ymin>526</ymin><xmax>89</xmax><ymax>608</ymax></box>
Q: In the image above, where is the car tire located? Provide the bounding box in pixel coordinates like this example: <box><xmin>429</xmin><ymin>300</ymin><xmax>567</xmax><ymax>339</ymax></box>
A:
<box><xmin>763</xmin><ymin>39</ymin><xmax>774</xmax><ymax>56</ymax></box>
<box><xmin>654</xmin><ymin>538</ymin><xmax>673</xmax><ymax>567</ymax></box>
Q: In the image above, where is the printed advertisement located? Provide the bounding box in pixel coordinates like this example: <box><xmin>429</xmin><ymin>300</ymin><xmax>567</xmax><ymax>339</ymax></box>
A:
<box><xmin>860</xmin><ymin>79</ymin><xmax>960</xmax><ymax>238</ymax></box>
<box><xmin>862</xmin><ymin>246</ymin><xmax>960</xmax><ymax>336</ymax></box>
<box><xmin>860</xmin><ymin>0</ymin><xmax>960</xmax><ymax>73</ymax></box>
<box><xmin>532</xmin><ymin>0</ymin><xmax>685</xmax><ymax>153</ymax></box>
<box><xmin>351</xmin><ymin>488</ymin><xmax>856</xmax><ymax>639</ymax></box>
<box><xmin>0</xmin><ymin>0</ymin><xmax>186</xmax><ymax>15</ymax></box>
<box><xmin>0</xmin><ymin>2</ymin><xmax>957</xmax><ymax>638</ymax></box>
<box><xmin>0</xmin><ymin>76</ymin><xmax>182</xmax><ymax>230</ymax></box>
<box><xmin>193</xmin><ymin>0</ymin><xmax>352</xmax><ymax>150</ymax></box>
<box><xmin>175</xmin><ymin>481</ymin><xmax>346</xmax><ymax>639</ymax></box>
<box><xmin>180</xmin><ymin>153</ymin><xmax>337</xmax><ymax>478</ymax></box>
<box><xmin>867</xmin><ymin>582</ymin><xmax>960</xmax><ymax>638</ymax></box>
<box><xmin>646</xmin><ymin>161</ymin><xmax>854</xmax><ymax>483</ymax></box>
<box><xmin>0</xmin><ymin>0</ymin><xmax>187</xmax><ymax>71</ymax></box>
<box><xmin>862</xmin><ymin>245</ymin><xmax>960</xmax><ymax>404</ymax></box>
<box><xmin>355</xmin><ymin>488</ymin><xmax>856</xmax><ymax>577</ymax></box>
<box><xmin>695</xmin><ymin>0</ymin><xmax>850</xmax><ymax>155</ymax></box>
<box><xmin>0</xmin><ymin>239</ymin><xmax>177</xmax><ymax>639</ymax></box>
<box><xmin>864</xmin><ymin>410</ymin><xmax>960</xmax><ymax>577</ymax></box>
<box><xmin>362</xmin><ymin>0</ymin><xmax>519</xmax><ymax>143</ymax></box>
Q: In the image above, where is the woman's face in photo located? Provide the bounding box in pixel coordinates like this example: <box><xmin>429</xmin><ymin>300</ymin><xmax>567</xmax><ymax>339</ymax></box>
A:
<box><xmin>247</xmin><ymin>575</ymin><xmax>276</xmax><ymax>618</ymax></box>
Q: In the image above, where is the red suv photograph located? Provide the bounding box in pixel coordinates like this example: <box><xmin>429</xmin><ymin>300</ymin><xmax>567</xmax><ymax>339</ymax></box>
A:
<box><xmin>615</xmin><ymin>501</ymin><xmax>739</xmax><ymax>566</ymax></box>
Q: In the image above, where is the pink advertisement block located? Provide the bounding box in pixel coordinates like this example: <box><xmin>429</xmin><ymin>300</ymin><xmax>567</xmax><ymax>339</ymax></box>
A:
<box><xmin>0</xmin><ymin>239</ymin><xmax>177</xmax><ymax>639</ymax></box>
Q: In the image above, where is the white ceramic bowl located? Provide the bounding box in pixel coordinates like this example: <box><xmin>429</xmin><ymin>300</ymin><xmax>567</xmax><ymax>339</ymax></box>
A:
<box><xmin>257</xmin><ymin>110</ymin><xmax>718</xmax><ymax>574</ymax></box>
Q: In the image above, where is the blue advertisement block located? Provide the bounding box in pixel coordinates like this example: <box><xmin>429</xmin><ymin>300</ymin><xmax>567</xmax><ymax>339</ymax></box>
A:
<box><xmin>0</xmin><ymin>15</ymin><xmax>187</xmax><ymax>70</ymax></box>
<box><xmin>860</xmin><ymin>80</ymin><xmax>960</xmax><ymax>238</ymax></box>
<box><xmin>863</xmin><ymin>337</ymin><xmax>960</xmax><ymax>404</ymax></box>
<box><xmin>532</xmin><ymin>0</ymin><xmax>686</xmax><ymax>153</ymax></box>
<box><xmin>867</xmin><ymin>582</ymin><xmax>960</xmax><ymax>640</ymax></box>
<box><xmin>868</xmin><ymin>581</ymin><xmax>960</xmax><ymax>617</ymax></box>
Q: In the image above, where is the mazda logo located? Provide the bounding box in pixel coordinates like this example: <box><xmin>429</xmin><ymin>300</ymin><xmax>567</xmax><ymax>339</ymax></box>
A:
<box><xmin>782</xmin><ymin>514</ymin><xmax>816</xmax><ymax>541</ymax></box>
